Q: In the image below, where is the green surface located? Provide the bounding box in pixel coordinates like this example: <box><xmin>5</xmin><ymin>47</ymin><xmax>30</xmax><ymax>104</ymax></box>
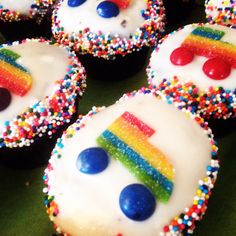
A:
<box><xmin>0</xmin><ymin>5</ymin><xmax>236</xmax><ymax>236</ymax></box>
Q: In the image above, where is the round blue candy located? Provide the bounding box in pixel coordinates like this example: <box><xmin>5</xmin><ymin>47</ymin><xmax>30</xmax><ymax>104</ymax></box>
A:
<box><xmin>96</xmin><ymin>1</ymin><xmax>119</xmax><ymax>18</ymax></box>
<box><xmin>68</xmin><ymin>0</ymin><xmax>86</xmax><ymax>7</ymax></box>
<box><xmin>76</xmin><ymin>147</ymin><xmax>109</xmax><ymax>174</ymax></box>
<box><xmin>119</xmin><ymin>184</ymin><xmax>156</xmax><ymax>221</ymax></box>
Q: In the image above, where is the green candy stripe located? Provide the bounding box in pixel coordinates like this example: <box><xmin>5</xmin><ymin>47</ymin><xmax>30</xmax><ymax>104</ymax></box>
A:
<box><xmin>0</xmin><ymin>49</ymin><xmax>20</xmax><ymax>60</ymax></box>
<box><xmin>97</xmin><ymin>136</ymin><xmax>171</xmax><ymax>203</ymax></box>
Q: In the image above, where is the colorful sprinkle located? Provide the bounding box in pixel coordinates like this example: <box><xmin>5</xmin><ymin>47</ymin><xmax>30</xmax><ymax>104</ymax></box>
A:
<box><xmin>0</xmin><ymin>39</ymin><xmax>87</xmax><ymax>148</ymax></box>
<box><xmin>205</xmin><ymin>0</ymin><xmax>236</xmax><ymax>28</ymax></box>
<box><xmin>52</xmin><ymin>0</ymin><xmax>166</xmax><ymax>60</ymax></box>
<box><xmin>147</xmin><ymin>23</ymin><xmax>236</xmax><ymax>119</ymax></box>
<box><xmin>43</xmin><ymin>88</ymin><xmax>219</xmax><ymax>235</ymax></box>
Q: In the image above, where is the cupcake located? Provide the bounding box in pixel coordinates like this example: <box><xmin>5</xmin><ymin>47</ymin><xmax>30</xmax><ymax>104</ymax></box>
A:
<box><xmin>0</xmin><ymin>0</ymin><xmax>56</xmax><ymax>41</ymax></box>
<box><xmin>147</xmin><ymin>23</ymin><xmax>236</xmax><ymax>119</ymax></box>
<box><xmin>52</xmin><ymin>0</ymin><xmax>166</xmax><ymax>79</ymax></box>
<box><xmin>44</xmin><ymin>88</ymin><xmax>219</xmax><ymax>235</ymax></box>
<box><xmin>205</xmin><ymin>0</ymin><xmax>236</xmax><ymax>28</ymax></box>
<box><xmin>0</xmin><ymin>38</ymin><xmax>86</xmax><ymax>168</ymax></box>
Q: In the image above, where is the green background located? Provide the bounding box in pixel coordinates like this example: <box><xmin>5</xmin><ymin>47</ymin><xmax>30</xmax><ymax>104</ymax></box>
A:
<box><xmin>0</xmin><ymin>4</ymin><xmax>236</xmax><ymax>236</ymax></box>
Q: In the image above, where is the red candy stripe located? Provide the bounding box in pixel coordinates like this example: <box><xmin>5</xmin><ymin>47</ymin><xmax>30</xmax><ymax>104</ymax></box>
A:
<box><xmin>122</xmin><ymin>111</ymin><xmax>155</xmax><ymax>137</ymax></box>
<box><xmin>109</xmin><ymin>0</ymin><xmax>130</xmax><ymax>9</ymax></box>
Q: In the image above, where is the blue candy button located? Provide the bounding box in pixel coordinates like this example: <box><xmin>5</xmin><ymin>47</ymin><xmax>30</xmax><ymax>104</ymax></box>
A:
<box><xmin>96</xmin><ymin>1</ymin><xmax>119</xmax><ymax>18</ymax></box>
<box><xmin>119</xmin><ymin>184</ymin><xmax>156</xmax><ymax>221</ymax></box>
<box><xmin>76</xmin><ymin>147</ymin><xmax>109</xmax><ymax>174</ymax></box>
<box><xmin>68</xmin><ymin>0</ymin><xmax>86</xmax><ymax>7</ymax></box>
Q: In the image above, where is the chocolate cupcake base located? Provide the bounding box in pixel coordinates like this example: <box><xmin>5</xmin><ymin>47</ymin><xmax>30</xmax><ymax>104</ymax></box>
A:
<box><xmin>163</xmin><ymin>0</ymin><xmax>196</xmax><ymax>24</ymax></box>
<box><xmin>0</xmin><ymin>134</ymin><xmax>59</xmax><ymax>169</ymax></box>
<box><xmin>0</xmin><ymin>115</ymin><xmax>77</xmax><ymax>169</ymax></box>
<box><xmin>0</xmin><ymin>18</ymin><xmax>52</xmax><ymax>42</ymax></box>
<box><xmin>78</xmin><ymin>47</ymin><xmax>149</xmax><ymax>80</ymax></box>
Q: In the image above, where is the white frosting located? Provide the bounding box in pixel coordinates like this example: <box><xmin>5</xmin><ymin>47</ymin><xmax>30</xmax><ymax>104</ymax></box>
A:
<box><xmin>48</xmin><ymin>95</ymin><xmax>212</xmax><ymax>236</ymax></box>
<box><xmin>0</xmin><ymin>41</ymin><xmax>69</xmax><ymax>130</ymax></box>
<box><xmin>149</xmin><ymin>24</ymin><xmax>236</xmax><ymax>91</ymax></box>
<box><xmin>56</xmin><ymin>0</ymin><xmax>146</xmax><ymax>37</ymax></box>
<box><xmin>0</xmin><ymin>0</ymin><xmax>35</xmax><ymax>15</ymax></box>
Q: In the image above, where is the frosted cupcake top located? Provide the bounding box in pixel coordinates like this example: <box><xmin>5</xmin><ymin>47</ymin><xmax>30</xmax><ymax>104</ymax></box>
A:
<box><xmin>52</xmin><ymin>0</ymin><xmax>166</xmax><ymax>59</ymax></box>
<box><xmin>148</xmin><ymin>23</ymin><xmax>236</xmax><ymax>91</ymax></box>
<box><xmin>44</xmin><ymin>88</ymin><xmax>219</xmax><ymax>236</ymax></box>
<box><xmin>0</xmin><ymin>39</ymin><xmax>86</xmax><ymax>148</ymax></box>
<box><xmin>205</xmin><ymin>0</ymin><xmax>236</xmax><ymax>27</ymax></box>
<box><xmin>147</xmin><ymin>23</ymin><xmax>236</xmax><ymax>119</ymax></box>
<box><xmin>0</xmin><ymin>0</ymin><xmax>55</xmax><ymax>21</ymax></box>
<box><xmin>57</xmin><ymin>0</ymin><xmax>146</xmax><ymax>37</ymax></box>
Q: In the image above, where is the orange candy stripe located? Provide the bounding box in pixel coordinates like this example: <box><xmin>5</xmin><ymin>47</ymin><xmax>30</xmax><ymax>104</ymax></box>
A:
<box><xmin>0</xmin><ymin>60</ymin><xmax>32</xmax><ymax>96</ymax></box>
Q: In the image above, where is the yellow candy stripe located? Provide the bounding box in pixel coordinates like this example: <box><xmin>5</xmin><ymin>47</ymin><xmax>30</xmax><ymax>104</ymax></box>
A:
<box><xmin>108</xmin><ymin>116</ymin><xmax>174</xmax><ymax>181</ymax></box>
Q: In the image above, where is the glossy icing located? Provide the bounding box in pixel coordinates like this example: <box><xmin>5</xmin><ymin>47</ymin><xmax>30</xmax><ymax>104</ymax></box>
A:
<box><xmin>147</xmin><ymin>23</ymin><xmax>236</xmax><ymax>119</ymax></box>
<box><xmin>149</xmin><ymin>24</ymin><xmax>236</xmax><ymax>91</ymax></box>
<box><xmin>52</xmin><ymin>0</ymin><xmax>165</xmax><ymax>59</ymax></box>
<box><xmin>0</xmin><ymin>39</ymin><xmax>87</xmax><ymax>148</ymax></box>
<box><xmin>0</xmin><ymin>42</ymin><xmax>68</xmax><ymax>128</ymax></box>
<box><xmin>0</xmin><ymin>0</ymin><xmax>54</xmax><ymax>21</ymax></box>
<box><xmin>57</xmin><ymin>0</ymin><xmax>146</xmax><ymax>37</ymax></box>
<box><xmin>44</xmin><ymin>90</ymin><xmax>219</xmax><ymax>235</ymax></box>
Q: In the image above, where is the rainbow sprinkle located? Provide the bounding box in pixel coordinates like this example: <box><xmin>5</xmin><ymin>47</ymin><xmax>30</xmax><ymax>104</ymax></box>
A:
<box><xmin>97</xmin><ymin>111</ymin><xmax>174</xmax><ymax>202</ymax></box>
<box><xmin>182</xmin><ymin>26</ymin><xmax>236</xmax><ymax>68</ymax></box>
<box><xmin>0</xmin><ymin>49</ymin><xmax>32</xmax><ymax>96</ymax></box>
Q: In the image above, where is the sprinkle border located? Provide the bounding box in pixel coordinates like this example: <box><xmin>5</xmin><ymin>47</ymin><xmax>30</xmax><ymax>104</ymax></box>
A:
<box><xmin>0</xmin><ymin>0</ymin><xmax>55</xmax><ymax>22</ymax></box>
<box><xmin>0</xmin><ymin>38</ymin><xmax>87</xmax><ymax>148</ymax></box>
<box><xmin>43</xmin><ymin>87</ymin><xmax>219</xmax><ymax>235</ymax></box>
<box><xmin>51</xmin><ymin>0</ymin><xmax>166</xmax><ymax>60</ymax></box>
<box><xmin>205</xmin><ymin>0</ymin><xmax>236</xmax><ymax>28</ymax></box>
<box><xmin>146</xmin><ymin>23</ymin><xmax>236</xmax><ymax>119</ymax></box>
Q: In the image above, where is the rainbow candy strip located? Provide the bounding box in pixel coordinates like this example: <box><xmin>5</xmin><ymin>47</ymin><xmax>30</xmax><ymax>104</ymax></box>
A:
<box><xmin>97</xmin><ymin>111</ymin><xmax>174</xmax><ymax>203</ymax></box>
<box><xmin>0</xmin><ymin>49</ymin><xmax>32</xmax><ymax>96</ymax></box>
<box><xmin>182</xmin><ymin>26</ymin><xmax>236</xmax><ymax>68</ymax></box>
